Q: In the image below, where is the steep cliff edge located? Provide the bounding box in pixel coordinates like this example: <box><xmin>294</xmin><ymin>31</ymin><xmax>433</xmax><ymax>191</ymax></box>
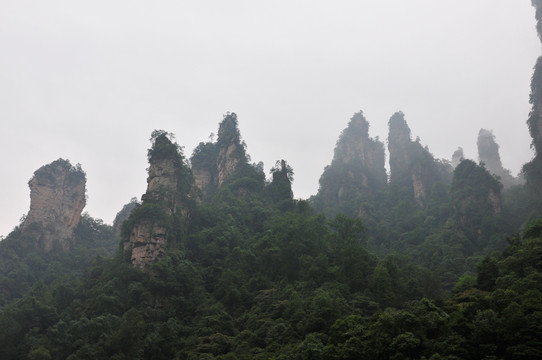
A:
<box><xmin>21</xmin><ymin>158</ymin><xmax>86</xmax><ymax>251</ymax></box>
<box><xmin>123</xmin><ymin>131</ymin><xmax>194</xmax><ymax>268</ymax></box>
<box><xmin>388</xmin><ymin>112</ymin><xmax>451</xmax><ymax>207</ymax></box>
<box><xmin>313</xmin><ymin>111</ymin><xmax>387</xmax><ymax>215</ymax></box>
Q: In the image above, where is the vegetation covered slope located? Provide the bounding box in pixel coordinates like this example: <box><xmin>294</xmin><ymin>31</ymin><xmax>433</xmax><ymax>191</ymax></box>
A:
<box><xmin>0</xmin><ymin>189</ymin><xmax>541</xmax><ymax>359</ymax></box>
<box><xmin>2</xmin><ymin>1</ymin><xmax>542</xmax><ymax>356</ymax></box>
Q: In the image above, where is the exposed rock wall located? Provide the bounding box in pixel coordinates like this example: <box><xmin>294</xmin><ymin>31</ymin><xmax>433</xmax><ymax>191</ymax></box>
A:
<box><xmin>316</xmin><ymin>111</ymin><xmax>387</xmax><ymax>207</ymax></box>
<box><xmin>388</xmin><ymin>112</ymin><xmax>451</xmax><ymax>206</ymax></box>
<box><xmin>217</xmin><ymin>142</ymin><xmax>241</xmax><ymax>187</ymax></box>
<box><xmin>216</xmin><ymin>113</ymin><xmax>246</xmax><ymax>187</ymax></box>
<box><xmin>22</xmin><ymin>159</ymin><xmax>86</xmax><ymax>251</ymax></box>
<box><xmin>142</xmin><ymin>157</ymin><xmax>179</xmax><ymax>214</ymax></box>
<box><xmin>128</xmin><ymin>222</ymin><xmax>168</xmax><ymax>268</ymax></box>
<box><xmin>190</xmin><ymin>113</ymin><xmax>248</xmax><ymax>198</ymax></box>
<box><xmin>123</xmin><ymin>131</ymin><xmax>193</xmax><ymax>268</ymax></box>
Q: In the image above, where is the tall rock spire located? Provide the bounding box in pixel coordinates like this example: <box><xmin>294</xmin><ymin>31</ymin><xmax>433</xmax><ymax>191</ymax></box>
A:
<box><xmin>21</xmin><ymin>159</ymin><xmax>86</xmax><ymax>251</ymax></box>
<box><xmin>216</xmin><ymin>112</ymin><xmax>247</xmax><ymax>187</ymax></box>
<box><xmin>388</xmin><ymin>112</ymin><xmax>451</xmax><ymax>206</ymax></box>
<box><xmin>313</xmin><ymin>111</ymin><xmax>387</xmax><ymax>215</ymax></box>
<box><xmin>477</xmin><ymin>129</ymin><xmax>518</xmax><ymax>187</ymax></box>
<box><xmin>123</xmin><ymin>131</ymin><xmax>194</xmax><ymax>268</ymax></box>
<box><xmin>191</xmin><ymin>112</ymin><xmax>250</xmax><ymax>198</ymax></box>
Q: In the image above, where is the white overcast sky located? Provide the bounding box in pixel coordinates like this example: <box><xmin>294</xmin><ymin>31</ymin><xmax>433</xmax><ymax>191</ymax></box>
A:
<box><xmin>0</xmin><ymin>1</ymin><xmax>539</xmax><ymax>236</ymax></box>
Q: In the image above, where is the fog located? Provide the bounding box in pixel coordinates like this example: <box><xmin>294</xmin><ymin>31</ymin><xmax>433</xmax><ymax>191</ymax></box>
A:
<box><xmin>0</xmin><ymin>1</ymin><xmax>539</xmax><ymax>236</ymax></box>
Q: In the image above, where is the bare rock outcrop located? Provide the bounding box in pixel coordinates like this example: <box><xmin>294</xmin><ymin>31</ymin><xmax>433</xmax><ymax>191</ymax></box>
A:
<box><xmin>127</xmin><ymin>222</ymin><xmax>168</xmax><ymax>268</ymax></box>
<box><xmin>190</xmin><ymin>113</ymin><xmax>249</xmax><ymax>198</ymax></box>
<box><xmin>216</xmin><ymin>113</ymin><xmax>247</xmax><ymax>187</ymax></box>
<box><xmin>123</xmin><ymin>131</ymin><xmax>193</xmax><ymax>268</ymax></box>
<box><xmin>21</xmin><ymin>159</ymin><xmax>86</xmax><ymax>251</ymax></box>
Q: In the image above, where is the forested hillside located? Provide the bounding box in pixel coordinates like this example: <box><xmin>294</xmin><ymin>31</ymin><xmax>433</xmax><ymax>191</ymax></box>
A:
<box><xmin>1</xmin><ymin>3</ymin><xmax>542</xmax><ymax>360</ymax></box>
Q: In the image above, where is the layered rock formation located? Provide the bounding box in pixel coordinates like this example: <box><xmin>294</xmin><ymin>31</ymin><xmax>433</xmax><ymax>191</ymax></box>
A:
<box><xmin>191</xmin><ymin>113</ymin><xmax>249</xmax><ymax>197</ymax></box>
<box><xmin>21</xmin><ymin>159</ymin><xmax>86</xmax><ymax>251</ymax></box>
<box><xmin>388</xmin><ymin>112</ymin><xmax>451</xmax><ymax>206</ymax></box>
<box><xmin>315</xmin><ymin>111</ymin><xmax>387</xmax><ymax>208</ymax></box>
<box><xmin>123</xmin><ymin>131</ymin><xmax>193</xmax><ymax>268</ymax></box>
<box><xmin>216</xmin><ymin>113</ymin><xmax>247</xmax><ymax>187</ymax></box>
<box><xmin>477</xmin><ymin>129</ymin><xmax>518</xmax><ymax>187</ymax></box>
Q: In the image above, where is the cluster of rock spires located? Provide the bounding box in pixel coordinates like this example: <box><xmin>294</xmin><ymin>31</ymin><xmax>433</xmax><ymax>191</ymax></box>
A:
<box><xmin>9</xmin><ymin>2</ymin><xmax>542</xmax><ymax>269</ymax></box>
<box><xmin>12</xmin><ymin>110</ymin><xmax>527</xmax><ymax>268</ymax></box>
<box><xmin>123</xmin><ymin>114</ymin><xmax>252</xmax><ymax>267</ymax></box>
<box><xmin>191</xmin><ymin>113</ymin><xmax>248</xmax><ymax>196</ymax></box>
<box><xmin>313</xmin><ymin>109</ymin><xmax>518</xmax><ymax>215</ymax></box>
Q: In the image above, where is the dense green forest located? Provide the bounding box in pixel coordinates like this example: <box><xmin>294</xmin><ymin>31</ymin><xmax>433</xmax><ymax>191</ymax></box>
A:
<box><xmin>0</xmin><ymin>111</ymin><xmax>541</xmax><ymax>359</ymax></box>
<box><xmin>2</xmin><ymin>2</ymin><xmax>542</xmax><ymax>358</ymax></box>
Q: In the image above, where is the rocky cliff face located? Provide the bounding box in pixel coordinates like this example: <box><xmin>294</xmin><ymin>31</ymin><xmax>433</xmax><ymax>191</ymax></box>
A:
<box><xmin>142</xmin><ymin>156</ymin><xmax>180</xmax><ymax>214</ymax></box>
<box><xmin>333</xmin><ymin>112</ymin><xmax>387</xmax><ymax>187</ymax></box>
<box><xmin>388</xmin><ymin>112</ymin><xmax>451</xmax><ymax>206</ymax></box>
<box><xmin>477</xmin><ymin>128</ymin><xmax>518</xmax><ymax>187</ymax></box>
<box><xmin>127</xmin><ymin>221</ymin><xmax>168</xmax><ymax>268</ymax></box>
<box><xmin>22</xmin><ymin>159</ymin><xmax>86</xmax><ymax>251</ymax></box>
<box><xmin>191</xmin><ymin>113</ymin><xmax>248</xmax><ymax>197</ymax></box>
<box><xmin>524</xmin><ymin>1</ymin><xmax>542</xmax><ymax>191</ymax></box>
<box><xmin>217</xmin><ymin>142</ymin><xmax>241</xmax><ymax>187</ymax></box>
<box><xmin>123</xmin><ymin>131</ymin><xmax>193</xmax><ymax>268</ymax></box>
<box><xmin>216</xmin><ymin>113</ymin><xmax>247</xmax><ymax>187</ymax></box>
<box><xmin>315</xmin><ymin>111</ymin><xmax>387</xmax><ymax>208</ymax></box>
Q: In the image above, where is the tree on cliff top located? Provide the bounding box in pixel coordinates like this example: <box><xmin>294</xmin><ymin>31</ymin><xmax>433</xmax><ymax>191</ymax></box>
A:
<box><xmin>216</xmin><ymin>112</ymin><xmax>248</xmax><ymax>164</ymax></box>
<box><xmin>268</xmin><ymin>160</ymin><xmax>294</xmax><ymax>210</ymax></box>
<box><xmin>148</xmin><ymin>130</ymin><xmax>182</xmax><ymax>163</ymax></box>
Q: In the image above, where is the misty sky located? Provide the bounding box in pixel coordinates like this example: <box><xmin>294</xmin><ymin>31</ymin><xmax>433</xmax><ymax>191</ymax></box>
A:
<box><xmin>0</xmin><ymin>1</ymin><xmax>539</xmax><ymax>237</ymax></box>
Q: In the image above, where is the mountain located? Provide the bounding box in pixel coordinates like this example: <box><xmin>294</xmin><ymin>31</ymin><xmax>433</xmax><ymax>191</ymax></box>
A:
<box><xmin>388</xmin><ymin>112</ymin><xmax>452</xmax><ymax>207</ymax></box>
<box><xmin>477</xmin><ymin>128</ymin><xmax>519</xmax><ymax>187</ymax></box>
<box><xmin>1</xmin><ymin>4</ymin><xmax>542</xmax><ymax>359</ymax></box>
<box><xmin>312</xmin><ymin>111</ymin><xmax>386</xmax><ymax>216</ymax></box>
<box><xmin>21</xmin><ymin>158</ymin><xmax>86</xmax><ymax>251</ymax></box>
<box><xmin>122</xmin><ymin>130</ymin><xmax>195</xmax><ymax>268</ymax></box>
